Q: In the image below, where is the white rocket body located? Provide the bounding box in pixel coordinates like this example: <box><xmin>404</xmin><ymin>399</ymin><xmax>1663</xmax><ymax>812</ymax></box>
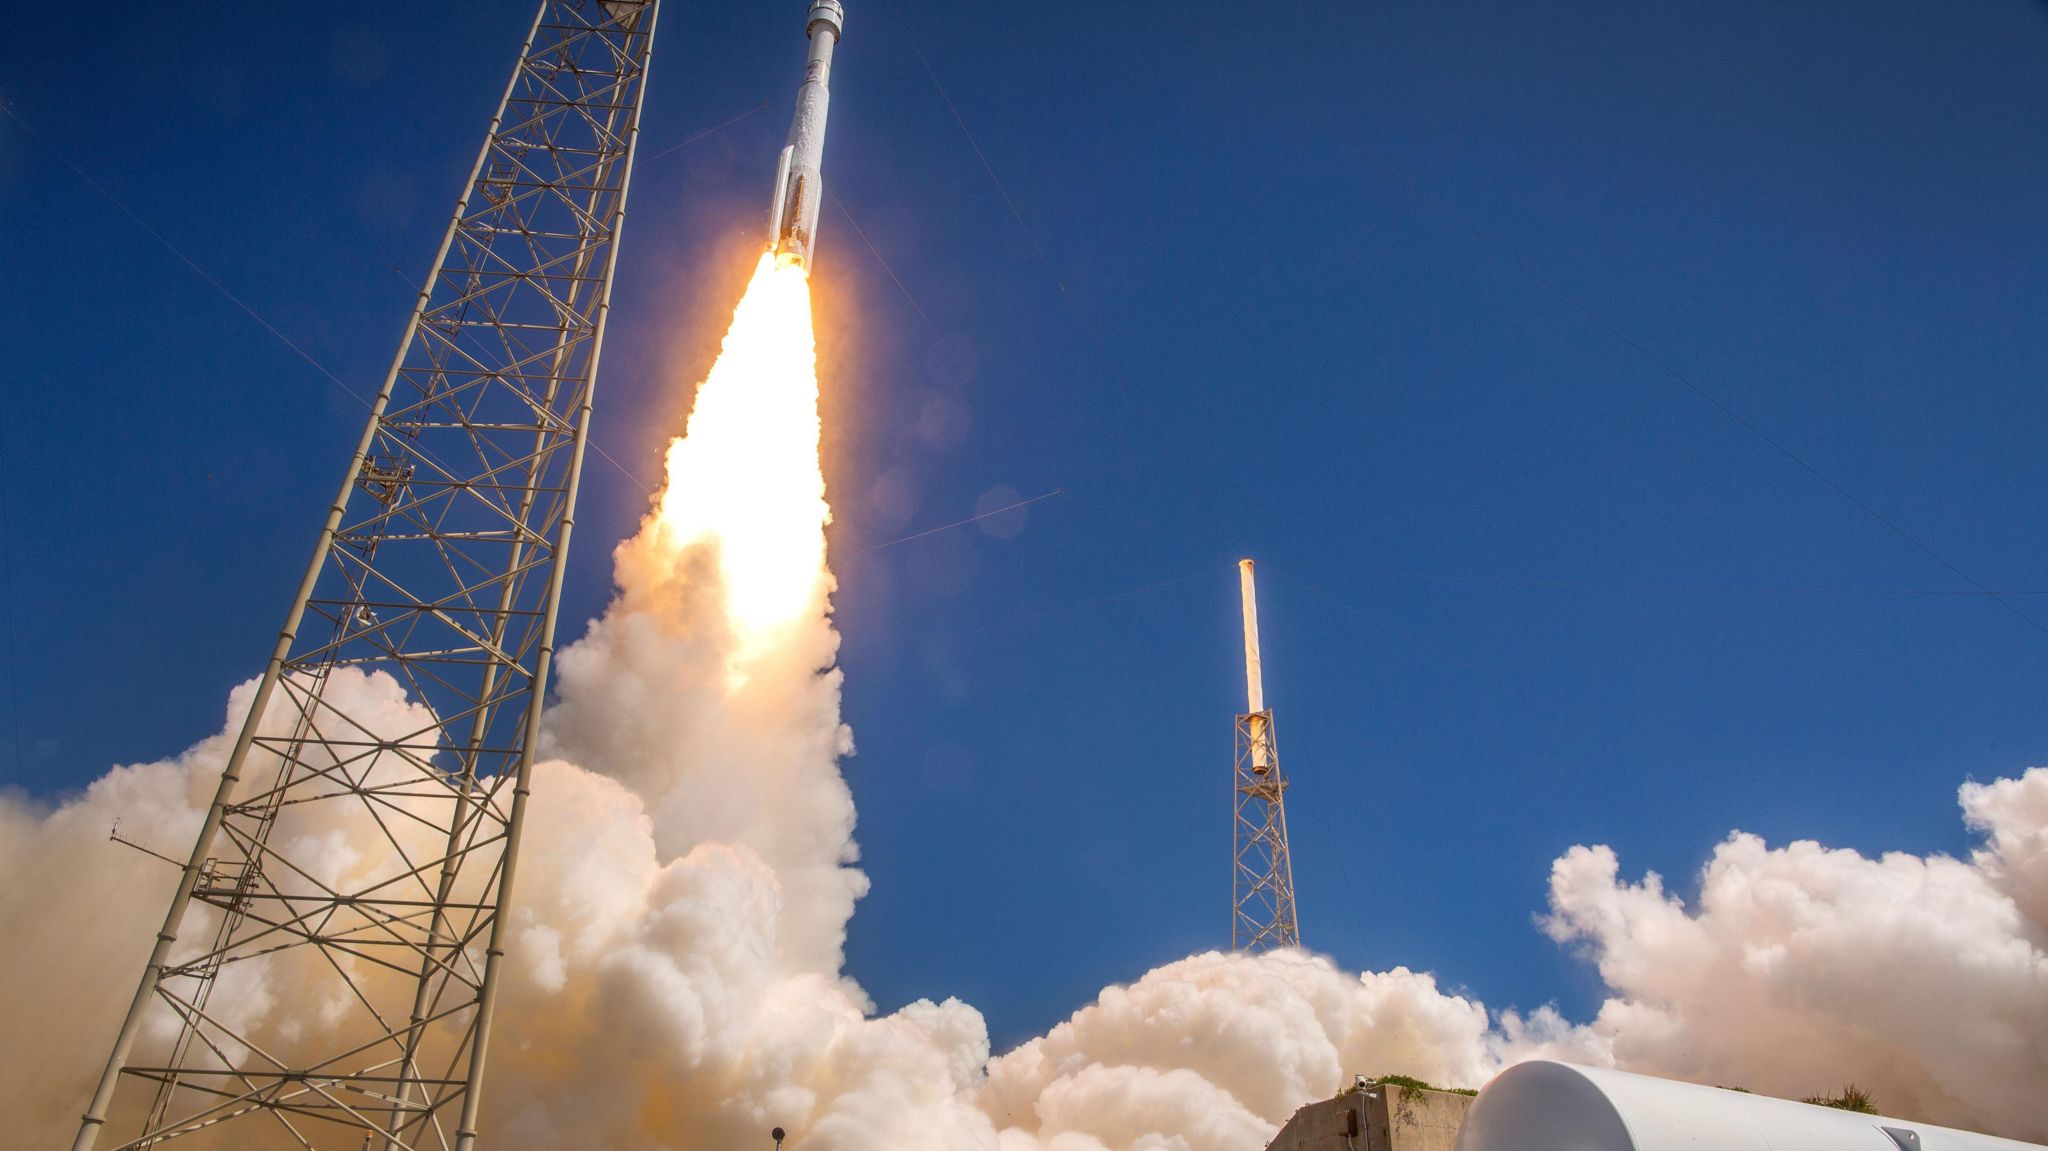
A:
<box><xmin>769</xmin><ymin>1</ymin><xmax>843</xmax><ymax>271</ymax></box>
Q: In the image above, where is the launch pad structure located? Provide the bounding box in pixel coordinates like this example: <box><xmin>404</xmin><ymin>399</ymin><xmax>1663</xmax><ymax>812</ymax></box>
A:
<box><xmin>70</xmin><ymin>3</ymin><xmax>658</xmax><ymax>1148</ymax></box>
<box><xmin>1233</xmin><ymin>559</ymin><xmax>1302</xmax><ymax>951</ymax></box>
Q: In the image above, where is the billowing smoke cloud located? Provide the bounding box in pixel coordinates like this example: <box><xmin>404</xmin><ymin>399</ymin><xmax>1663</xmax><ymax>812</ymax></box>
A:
<box><xmin>3</xmin><ymin>253</ymin><xmax>2046</xmax><ymax>1148</ymax></box>
<box><xmin>982</xmin><ymin>953</ymin><xmax>1600</xmax><ymax>1151</ymax></box>
<box><xmin>1542</xmin><ymin>767</ymin><xmax>2048</xmax><ymax>1140</ymax></box>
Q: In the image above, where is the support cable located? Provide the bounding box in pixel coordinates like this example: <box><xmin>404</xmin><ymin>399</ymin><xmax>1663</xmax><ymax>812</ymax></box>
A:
<box><xmin>846</xmin><ymin>488</ymin><xmax>1065</xmax><ymax>558</ymax></box>
<box><xmin>881</xmin><ymin>0</ymin><xmax>1066</xmax><ymax>293</ymax></box>
<box><xmin>828</xmin><ymin>186</ymin><xmax>940</xmax><ymax>336</ymax></box>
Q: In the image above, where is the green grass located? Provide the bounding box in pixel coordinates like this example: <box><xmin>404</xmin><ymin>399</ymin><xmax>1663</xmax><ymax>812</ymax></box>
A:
<box><xmin>1364</xmin><ymin>1075</ymin><xmax>1478</xmax><ymax>1098</ymax></box>
<box><xmin>1803</xmin><ymin>1085</ymin><xmax>1879</xmax><ymax>1115</ymax></box>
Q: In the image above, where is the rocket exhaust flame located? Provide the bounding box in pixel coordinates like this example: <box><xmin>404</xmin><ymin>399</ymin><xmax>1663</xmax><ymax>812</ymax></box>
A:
<box><xmin>650</xmin><ymin>252</ymin><xmax>828</xmax><ymax>665</ymax></box>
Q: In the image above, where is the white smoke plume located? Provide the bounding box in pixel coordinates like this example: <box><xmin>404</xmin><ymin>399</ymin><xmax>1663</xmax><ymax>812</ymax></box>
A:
<box><xmin>3</xmin><ymin>252</ymin><xmax>2047</xmax><ymax>1148</ymax></box>
<box><xmin>1542</xmin><ymin>768</ymin><xmax>2048</xmax><ymax>1140</ymax></box>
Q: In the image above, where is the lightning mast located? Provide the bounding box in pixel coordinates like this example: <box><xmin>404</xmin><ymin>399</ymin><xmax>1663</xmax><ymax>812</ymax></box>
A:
<box><xmin>1233</xmin><ymin>559</ymin><xmax>1301</xmax><ymax>951</ymax></box>
<box><xmin>71</xmin><ymin>3</ymin><xmax>658</xmax><ymax>1148</ymax></box>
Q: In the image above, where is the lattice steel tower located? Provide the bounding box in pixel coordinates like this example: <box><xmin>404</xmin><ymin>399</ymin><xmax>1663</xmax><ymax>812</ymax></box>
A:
<box><xmin>72</xmin><ymin>4</ymin><xmax>658</xmax><ymax>1148</ymax></box>
<box><xmin>1232</xmin><ymin>559</ymin><xmax>1301</xmax><ymax>951</ymax></box>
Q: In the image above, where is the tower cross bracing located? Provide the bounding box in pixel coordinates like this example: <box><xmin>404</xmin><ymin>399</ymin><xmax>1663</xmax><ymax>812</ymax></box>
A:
<box><xmin>71</xmin><ymin>4</ymin><xmax>659</xmax><ymax>1149</ymax></box>
<box><xmin>1232</xmin><ymin>559</ymin><xmax>1301</xmax><ymax>951</ymax></box>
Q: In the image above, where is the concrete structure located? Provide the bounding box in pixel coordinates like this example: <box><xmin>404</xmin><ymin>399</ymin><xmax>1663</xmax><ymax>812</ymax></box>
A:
<box><xmin>1268</xmin><ymin>1080</ymin><xmax>1477</xmax><ymax>1151</ymax></box>
<box><xmin>1456</xmin><ymin>1063</ymin><xmax>2044</xmax><ymax>1151</ymax></box>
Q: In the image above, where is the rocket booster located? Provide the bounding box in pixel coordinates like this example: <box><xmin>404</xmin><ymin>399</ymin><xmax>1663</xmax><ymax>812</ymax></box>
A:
<box><xmin>768</xmin><ymin>1</ymin><xmax>844</xmax><ymax>271</ymax></box>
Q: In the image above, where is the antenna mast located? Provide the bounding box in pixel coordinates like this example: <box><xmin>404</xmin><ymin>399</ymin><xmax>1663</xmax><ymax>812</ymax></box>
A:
<box><xmin>1233</xmin><ymin>559</ymin><xmax>1301</xmax><ymax>950</ymax></box>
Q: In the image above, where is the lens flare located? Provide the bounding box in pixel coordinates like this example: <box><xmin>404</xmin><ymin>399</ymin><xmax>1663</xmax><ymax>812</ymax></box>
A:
<box><xmin>652</xmin><ymin>252</ymin><xmax>829</xmax><ymax>663</ymax></box>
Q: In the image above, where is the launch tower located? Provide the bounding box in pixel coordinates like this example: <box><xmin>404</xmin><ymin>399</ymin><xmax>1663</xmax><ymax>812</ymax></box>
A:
<box><xmin>1233</xmin><ymin>559</ymin><xmax>1301</xmax><ymax>951</ymax></box>
<box><xmin>71</xmin><ymin>3</ymin><xmax>658</xmax><ymax>1148</ymax></box>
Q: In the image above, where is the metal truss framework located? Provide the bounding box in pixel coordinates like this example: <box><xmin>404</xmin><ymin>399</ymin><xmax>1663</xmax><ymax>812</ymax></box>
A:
<box><xmin>1233</xmin><ymin>710</ymin><xmax>1301</xmax><ymax>951</ymax></box>
<box><xmin>72</xmin><ymin>4</ymin><xmax>658</xmax><ymax>1148</ymax></box>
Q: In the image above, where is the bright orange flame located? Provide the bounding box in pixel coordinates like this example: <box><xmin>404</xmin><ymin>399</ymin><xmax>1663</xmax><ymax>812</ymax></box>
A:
<box><xmin>654</xmin><ymin>252</ymin><xmax>829</xmax><ymax>663</ymax></box>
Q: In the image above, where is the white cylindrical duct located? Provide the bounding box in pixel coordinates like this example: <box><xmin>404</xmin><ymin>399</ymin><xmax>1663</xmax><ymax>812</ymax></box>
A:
<box><xmin>1456</xmin><ymin>1063</ymin><xmax>2042</xmax><ymax>1151</ymax></box>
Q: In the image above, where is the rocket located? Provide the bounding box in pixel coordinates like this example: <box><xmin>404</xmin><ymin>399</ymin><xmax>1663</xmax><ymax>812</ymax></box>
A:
<box><xmin>768</xmin><ymin>0</ymin><xmax>845</xmax><ymax>271</ymax></box>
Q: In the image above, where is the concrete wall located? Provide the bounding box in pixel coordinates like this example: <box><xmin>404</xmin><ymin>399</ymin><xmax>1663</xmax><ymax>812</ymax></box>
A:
<box><xmin>1266</xmin><ymin>1083</ymin><xmax>1475</xmax><ymax>1151</ymax></box>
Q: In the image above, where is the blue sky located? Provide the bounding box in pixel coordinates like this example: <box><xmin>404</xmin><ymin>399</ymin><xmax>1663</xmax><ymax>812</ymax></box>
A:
<box><xmin>4</xmin><ymin>1</ymin><xmax>2048</xmax><ymax>1053</ymax></box>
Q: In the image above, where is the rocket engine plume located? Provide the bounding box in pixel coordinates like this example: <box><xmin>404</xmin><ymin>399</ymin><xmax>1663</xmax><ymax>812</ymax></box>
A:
<box><xmin>648</xmin><ymin>251</ymin><xmax>828</xmax><ymax>666</ymax></box>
